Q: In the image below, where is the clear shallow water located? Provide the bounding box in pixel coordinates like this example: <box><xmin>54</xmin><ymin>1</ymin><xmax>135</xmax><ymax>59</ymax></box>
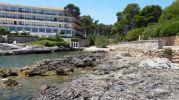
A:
<box><xmin>0</xmin><ymin>51</ymin><xmax>85</xmax><ymax>68</ymax></box>
<box><xmin>0</xmin><ymin>68</ymin><xmax>92</xmax><ymax>100</ymax></box>
<box><xmin>0</xmin><ymin>51</ymin><xmax>89</xmax><ymax>100</ymax></box>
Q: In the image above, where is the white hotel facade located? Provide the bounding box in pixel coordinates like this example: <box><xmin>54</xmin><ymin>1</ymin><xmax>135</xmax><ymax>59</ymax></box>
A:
<box><xmin>0</xmin><ymin>3</ymin><xmax>83</xmax><ymax>37</ymax></box>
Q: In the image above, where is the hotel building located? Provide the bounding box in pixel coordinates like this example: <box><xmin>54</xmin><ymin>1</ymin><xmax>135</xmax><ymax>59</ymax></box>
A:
<box><xmin>0</xmin><ymin>3</ymin><xmax>83</xmax><ymax>37</ymax></box>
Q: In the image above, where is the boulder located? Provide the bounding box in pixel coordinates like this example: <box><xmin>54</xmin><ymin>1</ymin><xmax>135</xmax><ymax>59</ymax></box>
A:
<box><xmin>0</xmin><ymin>69</ymin><xmax>18</xmax><ymax>78</ymax></box>
<box><xmin>72</xmin><ymin>58</ymin><xmax>86</xmax><ymax>67</ymax></box>
<box><xmin>25</xmin><ymin>69</ymin><xmax>46</xmax><ymax>77</ymax></box>
<box><xmin>67</xmin><ymin>68</ymin><xmax>75</xmax><ymax>73</ymax></box>
<box><xmin>40</xmin><ymin>84</ymin><xmax>50</xmax><ymax>92</ymax></box>
<box><xmin>139</xmin><ymin>58</ymin><xmax>172</xmax><ymax>69</ymax></box>
<box><xmin>56</xmin><ymin>69</ymin><xmax>67</xmax><ymax>76</ymax></box>
<box><xmin>0</xmin><ymin>78</ymin><xmax>18</xmax><ymax>87</ymax></box>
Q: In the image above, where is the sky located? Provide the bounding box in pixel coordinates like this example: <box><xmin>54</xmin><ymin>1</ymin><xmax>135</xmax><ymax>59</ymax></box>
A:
<box><xmin>0</xmin><ymin>0</ymin><xmax>176</xmax><ymax>24</ymax></box>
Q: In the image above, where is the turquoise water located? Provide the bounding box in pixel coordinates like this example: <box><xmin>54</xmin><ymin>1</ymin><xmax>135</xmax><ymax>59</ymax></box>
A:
<box><xmin>0</xmin><ymin>51</ymin><xmax>88</xmax><ymax>100</ymax></box>
<box><xmin>0</xmin><ymin>51</ymin><xmax>84</xmax><ymax>68</ymax></box>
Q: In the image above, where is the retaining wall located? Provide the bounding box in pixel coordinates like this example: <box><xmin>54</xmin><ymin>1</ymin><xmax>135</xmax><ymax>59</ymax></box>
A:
<box><xmin>115</xmin><ymin>40</ymin><xmax>163</xmax><ymax>50</ymax></box>
<box><xmin>7</xmin><ymin>36</ymin><xmax>40</xmax><ymax>43</ymax></box>
<box><xmin>153</xmin><ymin>36</ymin><xmax>179</xmax><ymax>46</ymax></box>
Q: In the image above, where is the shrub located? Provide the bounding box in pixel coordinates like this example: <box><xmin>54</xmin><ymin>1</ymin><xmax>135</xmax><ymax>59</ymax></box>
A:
<box><xmin>143</xmin><ymin>23</ymin><xmax>162</xmax><ymax>39</ymax></box>
<box><xmin>20</xmin><ymin>32</ymin><xmax>30</xmax><ymax>36</ymax></box>
<box><xmin>44</xmin><ymin>41</ymin><xmax>55</xmax><ymax>47</ymax></box>
<box><xmin>164</xmin><ymin>48</ymin><xmax>173</xmax><ymax>61</ymax></box>
<box><xmin>88</xmin><ymin>34</ymin><xmax>96</xmax><ymax>45</ymax></box>
<box><xmin>111</xmin><ymin>34</ymin><xmax>126</xmax><ymax>43</ymax></box>
<box><xmin>126</xmin><ymin>28</ymin><xmax>145</xmax><ymax>41</ymax></box>
<box><xmin>59</xmin><ymin>31</ymin><xmax>65</xmax><ymax>35</ymax></box>
<box><xmin>95</xmin><ymin>35</ymin><xmax>109</xmax><ymax>48</ymax></box>
<box><xmin>160</xmin><ymin>21</ymin><xmax>179</xmax><ymax>36</ymax></box>
<box><xmin>29</xmin><ymin>39</ymin><xmax>68</xmax><ymax>47</ymax></box>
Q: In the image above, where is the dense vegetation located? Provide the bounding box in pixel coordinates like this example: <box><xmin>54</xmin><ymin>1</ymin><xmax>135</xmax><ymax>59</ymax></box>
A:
<box><xmin>112</xmin><ymin>4</ymin><xmax>162</xmax><ymax>41</ymax></box>
<box><xmin>112</xmin><ymin>0</ymin><xmax>179</xmax><ymax>42</ymax></box>
<box><xmin>65</xmin><ymin>1</ymin><xmax>179</xmax><ymax>47</ymax></box>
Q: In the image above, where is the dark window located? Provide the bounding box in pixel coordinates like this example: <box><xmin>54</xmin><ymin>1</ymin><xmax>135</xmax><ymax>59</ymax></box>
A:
<box><xmin>54</xmin><ymin>18</ymin><xmax>57</xmax><ymax>21</ymax></box>
<box><xmin>53</xmin><ymin>29</ymin><xmax>58</xmax><ymax>33</ymax></box>
<box><xmin>32</xmin><ymin>28</ymin><xmax>38</xmax><ymax>32</ymax></box>
<box><xmin>39</xmin><ymin>28</ymin><xmax>45</xmax><ymax>32</ymax></box>
<box><xmin>14</xmin><ymin>21</ymin><xmax>17</xmax><ymax>25</ymax></box>
<box><xmin>17</xmin><ymin>27</ymin><xmax>23</xmax><ymax>31</ymax></box>
<box><xmin>46</xmin><ymin>28</ymin><xmax>52</xmax><ymax>33</ymax></box>
<box><xmin>24</xmin><ymin>27</ymin><xmax>31</xmax><ymax>31</ymax></box>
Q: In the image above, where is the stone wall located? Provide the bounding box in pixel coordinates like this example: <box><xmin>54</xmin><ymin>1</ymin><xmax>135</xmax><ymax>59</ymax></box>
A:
<box><xmin>79</xmin><ymin>39</ymin><xmax>90</xmax><ymax>47</ymax></box>
<box><xmin>153</xmin><ymin>36</ymin><xmax>179</xmax><ymax>46</ymax></box>
<box><xmin>114</xmin><ymin>40</ymin><xmax>163</xmax><ymax>50</ymax></box>
<box><xmin>7</xmin><ymin>36</ymin><xmax>40</xmax><ymax>43</ymax></box>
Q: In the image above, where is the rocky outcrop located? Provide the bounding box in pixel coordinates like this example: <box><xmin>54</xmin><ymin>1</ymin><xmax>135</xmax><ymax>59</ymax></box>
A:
<box><xmin>0</xmin><ymin>78</ymin><xmax>18</xmax><ymax>87</ymax></box>
<box><xmin>56</xmin><ymin>69</ymin><xmax>67</xmax><ymax>76</ymax></box>
<box><xmin>139</xmin><ymin>58</ymin><xmax>172</xmax><ymax>69</ymax></box>
<box><xmin>30</xmin><ymin>49</ymin><xmax>179</xmax><ymax>100</ymax></box>
<box><xmin>0</xmin><ymin>43</ymin><xmax>74</xmax><ymax>55</ymax></box>
<box><xmin>0</xmin><ymin>51</ymin><xmax>106</xmax><ymax>78</ymax></box>
<box><xmin>0</xmin><ymin>43</ymin><xmax>22</xmax><ymax>51</ymax></box>
<box><xmin>22</xmin><ymin>51</ymin><xmax>107</xmax><ymax>77</ymax></box>
<box><xmin>0</xmin><ymin>68</ymin><xmax>18</xmax><ymax>78</ymax></box>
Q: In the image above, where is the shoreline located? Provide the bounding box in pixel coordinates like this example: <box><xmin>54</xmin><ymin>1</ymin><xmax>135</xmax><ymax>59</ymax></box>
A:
<box><xmin>30</xmin><ymin>46</ymin><xmax>179</xmax><ymax>100</ymax></box>
<box><xmin>0</xmin><ymin>51</ymin><xmax>107</xmax><ymax>87</ymax></box>
<box><xmin>2</xmin><ymin>44</ymin><xmax>179</xmax><ymax>99</ymax></box>
<box><xmin>0</xmin><ymin>43</ymin><xmax>80</xmax><ymax>56</ymax></box>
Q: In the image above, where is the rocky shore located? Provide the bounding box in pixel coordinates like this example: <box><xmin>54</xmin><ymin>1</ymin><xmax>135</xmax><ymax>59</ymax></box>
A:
<box><xmin>0</xmin><ymin>51</ymin><xmax>107</xmax><ymax>87</ymax></box>
<box><xmin>30</xmin><ymin>47</ymin><xmax>179</xmax><ymax>100</ymax></box>
<box><xmin>0</xmin><ymin>43</ymin><xmax>74</xmax><ymax>55</ymax></box>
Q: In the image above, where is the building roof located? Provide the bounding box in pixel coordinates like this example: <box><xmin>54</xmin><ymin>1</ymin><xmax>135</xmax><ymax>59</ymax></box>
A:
<box><xmin>0</xmin><ymin>2</ymin><xmax>64</xmax><ymax>11</ymax></box>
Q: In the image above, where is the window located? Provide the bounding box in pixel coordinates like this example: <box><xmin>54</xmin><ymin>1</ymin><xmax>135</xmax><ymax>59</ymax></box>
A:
<box><xmin>0</xmin><ymin>6</ymin><xmax>3</xmax><ymax>10</ymax></box>
<box><xmin>32</xmin><ymin>28</ymin><xmax>38</xmax><ymax>32</ymax></box>
<box><xmin>24</xmin><ymin>27</ymin><xmax>31</xmax><ymax>31</ymax></box>
<box><xmin>46</xmin><ymin>28</ymin><xmax>52</xmax><ymax>33</ymax></box>
<box><xmin>9</xmin><ymin>26</ymin><xmax>16</xmax><ymax>31</ymax></box>
<box><xmin>39</xmin><ymin>28</ymin><xmax>45</xmax><ymax>32</ymax></box>
<box><xmin>17</xmin><ymin>27</ymin><xmax>23</xmax><ymax>31</ymax></box>
<box><xmin>59</xmin><ymin>24</ymin><xmax>62</xmax><ymax>28</ymax></box>
<box><xmin>53</xmin><ymin>29</ymin><xmax>58</xmax><ymax>33</ymax></box>
<box><xmin>0</xmin><ymin>20</ymin><xmax>2</xmax><ymax>24</ymax></box>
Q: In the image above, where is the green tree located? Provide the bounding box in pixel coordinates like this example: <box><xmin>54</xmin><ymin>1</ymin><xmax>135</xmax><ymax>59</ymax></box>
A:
<box><xmin>141</xmin><ymin>5</ymin><xmax>162</xmax><ymax>24</ymax></box>
<box><xmin>126</xmin><ymin>28</ymin><xmax>145</xmax><ymax>41</ymax></box>
<box><xmin>64</xmin><ymin>4</ymin><xmax>81</xmax><ymax>18</ymax></box>
<box><xmin>97</xmin><ymin>24</ymin><xmax>112</xmax><ymax>38</ymax></box>
<box><xmin>160</xmin><ymin>0</ymin><xmax>179</xmax><ymax>22</ymax></box>
<box><xmin>143</xmin><ymin>23</ymin><xmax>161</xmax><ymax>38</ymax></box>
<box><xmin>116</xmin><ymin>12</ymin><xmax>123</xmax><ymax>21</ymax></box>
<box><xmin>112</xmin><ymin>3</ymin><xmax>140</xmax><ymax>35</ymax></box>
<box><xmin>160</xmin><ymin>21</ymin><xmax>179</xmax><ymax>36</ymax></box>
<box><xmin>80</xmin><ymin>15</ymin><xmax>95</xmax><ymax>37</ymax></box>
